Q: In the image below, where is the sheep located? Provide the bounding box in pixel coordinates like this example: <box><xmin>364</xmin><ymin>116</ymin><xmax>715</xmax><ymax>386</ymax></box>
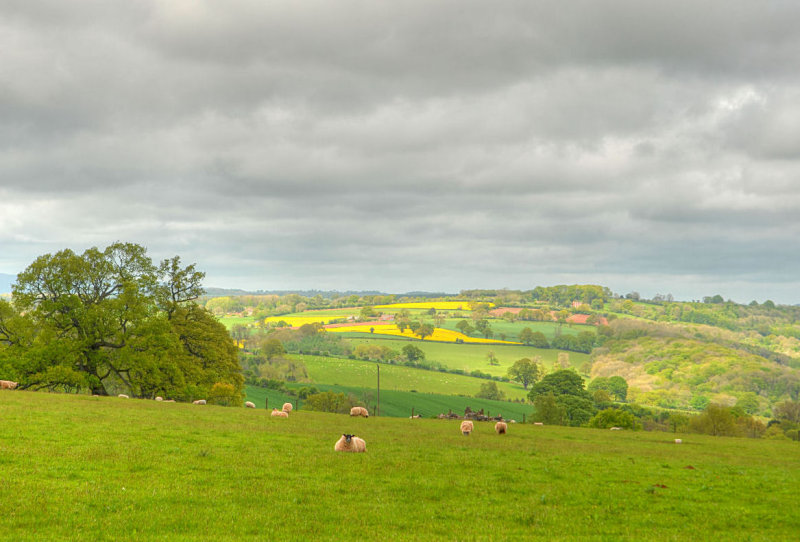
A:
<box><xmin>495</xmin><ymin>421</ymin><xmax>508</xmax><ymax>435</ymax></box>
<box><xmin>674</xmin><ymin>439</ymin><xmax>682</xmax><ymax>444</ymax></box>
<box><xmin>410</xmin><ymin>414</ymin><xmax>421</xmax><ymax>419</ymax></box>
<box><xmin>334</xmin><ymin>434</ymin><xmax>366</xmax><ymax>453</ymax></box>
<box><xmin>533</xmin><ymin>422</ymin><xmax>544</xmax><ymax>426</ymax></box>
<box><xmin>350</xmin><ymin>406</ymin><xmax>369</xmax><ymax>417</ymax></box>
<box><xmin>460</xmin><ymin>420</ymin><xmax>474</xmax><ymax>436</ymax></box>
<box><xmin>282</xmin><ymin>402</ymin><xmax>293</xmax><ymax>413</ymax></box>
<box><xmin>118</xmin><ymin>394</ymin><xmax>129</xmax><ymax>399</ymax></box>
<box><xmin>271</xmin><ymin>408</ymin><xmax>288</xmax><ymax>418</ymax></box>
<box><xmin>245</xmin><ymin>401</ymin><xmax>256</xmax><ymax>409</ymax></box>
<box><xmin>0</xmin><ymin>380</ymin><xmax>19</xmax><ymax>390</ymax></box>
<box><xmin>192</xmin><ymin>399</ymin><xmax>206</xmax><ymax>405</ymax></box>
<box><xmin>155</xmin><ymin>396</ymin><xmax>163</xmax><ymax>401</ymax></box>
<box><xmin>610</xmin><ymin>427</ymin><xmax>622</xmax><ymax>431</ymax></box>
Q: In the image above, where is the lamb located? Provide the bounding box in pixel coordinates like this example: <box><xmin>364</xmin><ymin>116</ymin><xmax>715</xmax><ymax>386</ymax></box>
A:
<box><xmin>495</xmin><ymin>421</ymin><xmax>508</xmax><ymax>434</ymax></box>
<box><xmin>192</xmin><ymin>399</ymin><xmax>206</xmax><ymax>405</ymax></box>
<box><xmin>282</xmin><ymin>402</ymin><xmax>293</xmax><ymax>413</ymax></box>
<box><xmin>118</xmin><ymin>394</ymin><xmax>129</xmax><ymax>399</ymax></box>
<box><xmin>350</xmin><ymin>406</ymin><xmax>369</xmax><ymax>417</ymax></box>
<box><xmin>271</xmin><ymin>408</ymin><xmax>288</xmax><ymax>418</ymax></box>
<box><xmin>0</xmin><ymin>380</ymin><xmax>19</xmax><ymax>390</ymax></box>
<box><xmin>245</xmin><ymin>401</ymin><xmax>256</xmax><ymax>408</ymax></box>
<box><xmin>334</xmin><ymin>434</ymin><xmax>366</xmax><ymax>453</ymax></box>
<box><xmin>460</xmin><ymin>420</ymin><xmax>474</xmax><ymax>436</ymax></box>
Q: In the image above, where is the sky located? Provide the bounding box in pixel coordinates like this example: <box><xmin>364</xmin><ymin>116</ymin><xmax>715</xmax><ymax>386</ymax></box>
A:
<box><xmin>2</xmin><ymin>1</ymin><xmax>800</xmax><ymax>303</ymax></box>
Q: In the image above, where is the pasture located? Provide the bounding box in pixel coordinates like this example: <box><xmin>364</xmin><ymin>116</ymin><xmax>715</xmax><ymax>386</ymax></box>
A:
<box><xmin>296</xmin><ymin>354</ymin><xmax>529</xmax><ymax>399</ymax></box>
<box><xmin>1</xmin><ymin>391</ymin><xmax>798</xmax><ymax>541</ymax></box>
<box><xmin>245</xmin><ymin>384</ymin><xmax>535</xmax><ymax>420</ymax></box>
<box><xmin>343</xmin><ymin>336</ymin><xmax>591</xmax><ymax>376</ymax></box>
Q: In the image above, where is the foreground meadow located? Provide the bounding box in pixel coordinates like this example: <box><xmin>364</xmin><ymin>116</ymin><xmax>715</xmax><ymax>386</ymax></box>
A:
<box><xmin>1</xmin><ymin>391</ymin><xmax>798</xmax><ymax>541</ymax></box>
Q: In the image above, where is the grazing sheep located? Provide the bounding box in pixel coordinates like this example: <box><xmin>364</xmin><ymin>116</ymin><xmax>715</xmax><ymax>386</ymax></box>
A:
<box><xmin>674</xmin><ymin>439</ymin><xmax>682</xmax><ymax>444</ymax></box>
<box><xmin>192</xmin><ymin>399</ymin><xmax>206</xmax><ymax>405</ymax></box>
<box><xmin>350</xmin><ymin>406</ymin><xmax>369</xmax><ymax>417</ymax></box>
<box><xmin>282</xmin><ymin>402</ymin><xmax>293</xmax><ymax>413</ymax></box>
<box><xmin>245</xmin><ymin>401</ymin><xmax>256</xmax><ymax>409</ymax></box>
<box><xmin>0</xmin><ymin>380</ymin><xmax>19</xmax><ymax>390</ymax></box>
<box><xmin>610</xmin><ymin>427</ymin><xmax>622</xmax><ymax>431</ymax></box>
<box><xmin>495</xmin><ymin>421</ymin><xmax>508</xmax><ymax>435</ymax></box>
<box><xmin>118</xmin><ymin>394</ymin><xmax>129</xmax><ymax>399</ymax></box>
<box><xmin>533</xmin><ymin>422</ymin><xmax>544</xmax><ymax>426</ymax></box>
<box><xmin>410</xmin><ymin>415</ymin><xmax>421</xmax><ymax>419</ymax></box>
<box><xmin>334</xmin><ymin>434</ymin><xmax>366</xmax><ymax>453</ymax></box>
<box><xmin>460</xmin><ymin>420</ymin><xmax>474</xmax><ymax>436</ymax></box>
<box><xmin>271</xmin><ymin>408</ymin><xmax>288</xmax><ymax>418</ymax></box>
<box><xmin>155</xmin><ymin>396</ymin><xmax>163</xmax><ymax>401</ymax></box>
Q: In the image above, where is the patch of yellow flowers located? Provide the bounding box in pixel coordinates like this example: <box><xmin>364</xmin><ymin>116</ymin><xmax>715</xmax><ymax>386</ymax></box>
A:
<box><xmin>326</xmin><ymin>324</ymin><xmax>517</xmax><ymax>345</ymax></box>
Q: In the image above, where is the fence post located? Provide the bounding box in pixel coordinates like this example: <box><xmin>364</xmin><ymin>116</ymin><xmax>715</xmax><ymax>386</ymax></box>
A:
<box><xmin>523</xmin><ymin>413</ymin><xmax>526</xmax><ymax>424</ymax></box>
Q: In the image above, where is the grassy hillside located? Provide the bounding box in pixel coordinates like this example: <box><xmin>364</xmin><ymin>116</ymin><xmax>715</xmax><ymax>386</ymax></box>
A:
<box><xmin>344</xmin><ymin>337</ymin><xmax>590</xmax><ymax>376</ymax></box>
<box><xmin>1</xmin><ymin>391</ymin><xmax>799</xmax><ymax>540</ymax></box>
<box><xmin>245</xmin><ymin>384</ymin><xmax>534</xmax><ymax>420</ymax></box>
<box><xmin>297</xmin><ymin>354</ymin><xmax>528</xmax><ymax>399</ymax></box>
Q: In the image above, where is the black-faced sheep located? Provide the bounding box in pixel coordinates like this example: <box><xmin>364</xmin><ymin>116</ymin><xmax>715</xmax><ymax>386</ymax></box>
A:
<box><xmin>334</xmin><ymin>434</ymin><xmax>366</xmax><ymax>453</ymax></box>
<box><xmin>495</xmin><ymin>421</ymin><xmax>508</xmax><ymax>434</ymax></box>
<box><xmin>460</xmin><ymin>420</ymin><xmax>474</xmax><ymax>436</ymax></box>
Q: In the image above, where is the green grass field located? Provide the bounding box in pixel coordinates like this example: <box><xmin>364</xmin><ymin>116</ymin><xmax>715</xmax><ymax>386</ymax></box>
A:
<box><xmin>244</xmin><ymin>384</ymin><xmax>534</xmax><ymax>421</ymax></box>
<box><xmin>296</xmin><ymin>354</ymin><xmax>528</xmax><ymax>399</ymax></box>
<box><xmin>343</xmin><ymin>336</ymin><xmax>590</xmax><ymax>376</ymax></box>
<box><xmin>441</xmin><ymin>318</ymin><xmax>596</xmax><ymax>342</ymax></box>
<box><xmin>2</xmin><ymin>391</ymin><xmax>798</xmax><ymax>540</ymax></box>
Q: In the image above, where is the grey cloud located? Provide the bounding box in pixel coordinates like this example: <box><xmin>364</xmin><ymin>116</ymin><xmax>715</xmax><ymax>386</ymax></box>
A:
<box><xmin>2</xmin><ymin>1</ymin><xmax>800</xmax><ymax>302</ymax></box>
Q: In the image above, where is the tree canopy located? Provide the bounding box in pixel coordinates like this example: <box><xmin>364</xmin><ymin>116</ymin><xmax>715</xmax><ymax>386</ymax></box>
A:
<box><xmin>0</xmin><ymin>243</ymin><xmax>243</xmax><ymax>402</ymax></box>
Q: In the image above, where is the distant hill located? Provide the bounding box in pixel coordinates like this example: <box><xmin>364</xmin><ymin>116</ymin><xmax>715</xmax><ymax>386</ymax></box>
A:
<box><xmin>0</xmin><ymin>273</ymin><xmax>15</xmax><ymax>294</ymax></box>
<box><xmin>202</xmin><ymin>288</ymin><xmax>454</xmax><ymax>299</ymax></box>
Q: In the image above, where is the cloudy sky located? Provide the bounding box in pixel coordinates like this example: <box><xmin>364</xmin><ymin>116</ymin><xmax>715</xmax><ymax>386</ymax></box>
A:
<box><xmin>2</xmin><ymin>1</ymin><xmax>799</xmax><ymax>303</ymax></box>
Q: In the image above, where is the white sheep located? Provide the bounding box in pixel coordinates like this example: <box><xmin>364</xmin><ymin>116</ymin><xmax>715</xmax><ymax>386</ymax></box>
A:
<box><xmin>334</xmin><ymin>434</ymin><xmax>366</xmax><ymax>453</ymax></box>
<box><xmin>533</xmin><ymin>422</ymin><xmax>544</xmax><ymax>426</ymax></box>
<box><xmin>118</xmin><ymin>394</ymin><xmax>129</xmax><ymax>399</ymax></box>
<box><xmin>192</xmin><ymin>399</ymin><xmax>206</xmax><ymax>405</ymax></box>
<box><xmin>0</xmin><ymin>380</ymin><xmax>19</xmax><ymax>390</ymax></box>
<box><xmin>155</xmin><ymin>396</ymin><xmax>163</xmax><ymax>401</ymax></box>
<box><xmin>350</xmin><ymin>406</ymin><xmax>369</xmax><ymax>417</ymax></box>
<box><xmin>282</xmin><ymin>402</ymin><xmax>293</xmax><ymax>413</ymax></box>
<box><xmin>271</xmin><ymin>408</ymin><xmax>288</xmax><ymax>418</ymax></box>
<box><xmin>410</xmin><ymin>414</ymin><xmax>421</xmax><ymax>419</ymax></box>
<box><xmin>245</xmin><ymin>401</ymin><xmax>256</xmax><ymax>408</ymax></box>
<box><xmin>495</xmin><ymin>421</ymin><xmax>508</xmax><ymax>434</ymax></box>
<box><xmin>610</xmin><ymin>427</ymin><xmax>622</xmax><ymax>431</ymax></box>
<box><xmin>674</xmin><ymin>438</ymin><xmax>682</xmax><ymax>444</ymax></box>
<box><xmin>460</xmin><ymin>420</ymin><xmax>474</xmax><ymax>436</ymax></box>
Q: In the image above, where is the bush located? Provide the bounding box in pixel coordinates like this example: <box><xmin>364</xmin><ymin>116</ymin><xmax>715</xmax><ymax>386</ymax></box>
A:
<box><xmin>589</xmin><ymin>408</ymin><xmax>636</xmax><ymax>429</ymax></box>
<box><xmin>304</xmin><ymin>391</ymin><xmax>361</xmax><ymax>414</ymax></box>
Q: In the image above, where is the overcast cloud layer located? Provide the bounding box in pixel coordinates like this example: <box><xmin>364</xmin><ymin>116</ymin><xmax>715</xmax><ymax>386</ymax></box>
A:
<box><xmin>2</xmin><ymin>1</ymin><xmax>800</xmax><ymax>303</ymax></box>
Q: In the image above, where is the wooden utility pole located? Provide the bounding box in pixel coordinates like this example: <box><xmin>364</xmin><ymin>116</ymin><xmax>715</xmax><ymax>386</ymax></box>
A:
<box><xmin>376</xmin><ymin>364</ymin><xmax>380</xmax><ymax>417</ymax></box>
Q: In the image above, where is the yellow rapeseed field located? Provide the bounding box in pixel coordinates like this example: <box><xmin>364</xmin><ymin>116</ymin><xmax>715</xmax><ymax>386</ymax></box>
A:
<box><xmin>263</xmin><ymin>315</ymin><xmax>350</xmax><ymax>327</ymax></box>
<box><xmin>325</xmin><ymin>323</ymin><xmax>517</xmax><ymax>345</ymax></box>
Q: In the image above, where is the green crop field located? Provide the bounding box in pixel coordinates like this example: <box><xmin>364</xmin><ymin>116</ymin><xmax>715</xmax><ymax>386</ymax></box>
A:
<box><xmin>440</xmin><ymin>318</ymin><xmax>595</xmax><ymax>342</ymax></box>
<box><xmin>244</xmin><ymin>384</ymin><xmax>534</xmax><ymax>420</ymax></box>
<box><xmin>2</xmin><ymin>391</ymin><xmax>798</xmax><ymax>540</ymax></box>
<box><xmin>295</xmin><ymin>354</ymin><xmax>528</xmax><ymax>399</ymax></box>
<box><xmin>343</xmin><ymin>336</ymin><xmax>590</xmax><ymax>376</ymax></box>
